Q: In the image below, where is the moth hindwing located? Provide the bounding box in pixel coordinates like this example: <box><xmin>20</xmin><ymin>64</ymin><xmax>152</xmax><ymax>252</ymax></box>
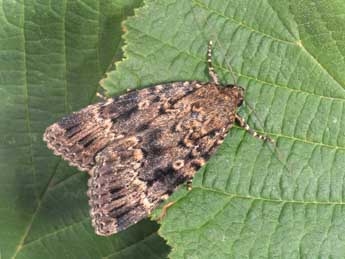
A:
<box><xmin>43</xmin><ymin>41</ymin><xmax>272</xmax><ymax>236</ymax></box>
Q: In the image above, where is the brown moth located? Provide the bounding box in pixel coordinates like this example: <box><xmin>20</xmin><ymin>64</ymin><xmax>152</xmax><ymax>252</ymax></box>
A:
<box><xmin>43</xmin><ymin>41</ymin><xmax>272</xmax><ymax>236</ymax></box>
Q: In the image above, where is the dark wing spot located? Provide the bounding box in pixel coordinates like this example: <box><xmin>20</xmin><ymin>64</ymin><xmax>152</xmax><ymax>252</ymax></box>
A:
<box><xmin>136</xmin><ymin>123</ymin><xmax>150</xmax><ymax>132</ymax></box>
<box><xmin>152</xmin><ymin>95</ymin><xmax>161</xmax><ymax>102</ymax></box>
<box><xmin>58</xmin><ymin>113</ymin><xmax>82</xmax><ymax>129</ymax></box>
<box><xmin>114</xmin><ymin>106</ymin><xmax>138</xmax><ymax>121</ymax></box>
<box><xmin>64</xmin><ymin>125</ymin><xmax>82</xmax><ymax>138</ymax></box>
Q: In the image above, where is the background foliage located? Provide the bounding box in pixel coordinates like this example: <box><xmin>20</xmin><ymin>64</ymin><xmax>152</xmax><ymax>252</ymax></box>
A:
<box><xmin>2</xmin><ymin>0</ymin><xmax>345</xmax><ymax>258</ymax></box>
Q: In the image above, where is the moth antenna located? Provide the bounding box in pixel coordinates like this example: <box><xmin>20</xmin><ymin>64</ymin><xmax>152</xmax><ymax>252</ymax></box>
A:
<box><xmin>213</xmin><ymin>39</ymin><xmax>238</xmax><ymax>86</ymax></box>
<box><xmin>207</xmin><ymin>41</ymin><xmax>219</xmax><ymax>85</ymax></box>
<box><xmin>243</xmin><ymin>101</ymin><xmax>293</xmax><ymax>174</ymax></box>
<box><xmin>191</xmin><ymin>6</ymin><xmax>238</xmax><ymax>86</ymax></box>
<box><xmin>235</xmin><ymin>114</ymin><xmax>274</xmax><ymax>143</ymax></box>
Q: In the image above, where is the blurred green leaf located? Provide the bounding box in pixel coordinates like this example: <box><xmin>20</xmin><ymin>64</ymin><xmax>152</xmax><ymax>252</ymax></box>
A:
<box><xmin>103</xmin><ymin>0</ymin><xmax>345</xmax><ymax>258</ymax></box>
<box><xmin>0</xmin><ymin>0</ymin><xmax>170</xmax><ymax>258</ymax></box>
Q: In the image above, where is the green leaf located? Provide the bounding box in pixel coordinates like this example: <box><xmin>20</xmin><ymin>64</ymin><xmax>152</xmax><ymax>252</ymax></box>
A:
<box><xmin>0</xmin><ymin>0</ymin><xmax>169</xmax><ymax>258</ymax></box>
<box><xmin>103</xmin><ymin>0</ymin><xmax>345</xmax><ymax>258</ymax></box>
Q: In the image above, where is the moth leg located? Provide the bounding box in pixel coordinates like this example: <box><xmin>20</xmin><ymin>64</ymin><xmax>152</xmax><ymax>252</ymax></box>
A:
<box><xmin>207</xmin><ymin>40</ymin><xmax>219</xmax><ymax>85</ymax></box>
<box><xmin>96</xmin><ymin>92</ymin><xmax>107</xmax><ymax>101</ymax></box>
<box><xmin>235</xmin><ymin>114</ymin><xmax>274</xmax><ymax>143</ymax></box>
<box><xmin>157</xmin><ymin>201</ymin><xmax>176</xmax><ymax>222</ymax></box>
<box><xmin>186</xmin><ymin>179</ymin><xmax>193</xmax><ymax>191</ymax></box>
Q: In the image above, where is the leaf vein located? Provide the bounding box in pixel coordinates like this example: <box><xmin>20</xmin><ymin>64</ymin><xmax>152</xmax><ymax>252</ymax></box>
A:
<box><xmin>298</xmin><ymin>41</ymin><xmax>345</xmax><ymax>92</ymax></box>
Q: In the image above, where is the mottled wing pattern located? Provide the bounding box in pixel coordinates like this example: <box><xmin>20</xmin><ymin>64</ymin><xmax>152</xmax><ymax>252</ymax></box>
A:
<box><xmin>43</xmin><ymin>39</ymin><xmax>274</xmax><ymax>236</ymax></box>
<box><xmin>44</xmin><ymin>103</ymin><xmax>113</xmax><ymax>172</ymax></box>
<box><xmin>86</xmin><ymin>81</ymin><xmax>243</xmax><ymax>235</ymax></box>
<box><xmin>43</xmin><ymin>81</ymin><xmax>200</xmax><ymax>172</ymax></box>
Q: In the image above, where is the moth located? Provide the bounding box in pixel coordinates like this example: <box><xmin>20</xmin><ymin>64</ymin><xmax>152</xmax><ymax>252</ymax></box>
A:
<box><xmin>43</xmin><ymin>41</ymin><xmax>272</xmax><ymax>236</ymax></box>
